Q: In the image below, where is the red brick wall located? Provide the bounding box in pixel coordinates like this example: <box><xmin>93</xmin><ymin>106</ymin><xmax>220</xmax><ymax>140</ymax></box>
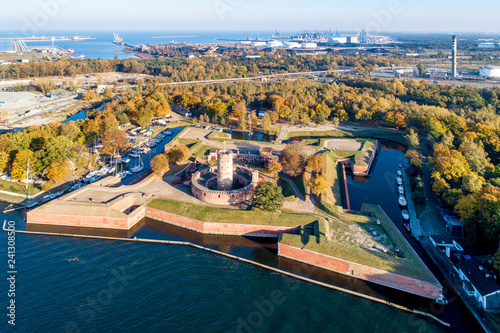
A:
<box><xmin>278</xmin><ymin>243</ymin><xmax>442</xmax><ymax>300</ymax></box>
<box><xmin>27</xmin><ymin>212</ymin><xmax>132</xmax><ymax>230</ymax></box>
<box><xmin>145</xmin><ymin>207</ymin><xmax>299</xmax><ymax>237</ymax></box>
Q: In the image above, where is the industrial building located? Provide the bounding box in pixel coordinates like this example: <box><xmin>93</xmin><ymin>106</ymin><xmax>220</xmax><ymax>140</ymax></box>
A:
<box><xmin>480</xmin><ymin>66</ymin><xmax>500</xmax><ymax>78</ymax></box>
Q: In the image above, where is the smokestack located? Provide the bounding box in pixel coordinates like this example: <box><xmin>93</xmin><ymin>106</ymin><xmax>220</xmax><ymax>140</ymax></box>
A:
<box><xmin>452</xmin><ymin>35</ymin><xmax>458</xmax><ymax>78</ymax></box>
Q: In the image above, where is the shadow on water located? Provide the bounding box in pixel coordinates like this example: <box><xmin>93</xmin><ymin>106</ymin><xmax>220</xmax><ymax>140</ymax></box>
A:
<box><xmin>231</xmin><ymin>130</ymin><xmax>274</xmax><ymax>142</ymax></box>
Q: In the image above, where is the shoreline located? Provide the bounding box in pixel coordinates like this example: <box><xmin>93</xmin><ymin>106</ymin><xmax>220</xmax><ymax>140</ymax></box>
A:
<box><xmin>2</xmin><ymin>219</ymin><xmax>450</xmax><ymax>328</ymax></box>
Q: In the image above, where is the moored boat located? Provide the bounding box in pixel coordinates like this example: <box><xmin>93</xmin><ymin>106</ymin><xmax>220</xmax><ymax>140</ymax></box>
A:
<box><xmin>398</xmin><ymin>186</ymin><xmax>404</xmax><ymax>195</ymax></box>
<box><xmin>402</xmin><ymin>210</ymin><xmax>410</xmax><ymax>220</ymax></box>
<box><xmin>398</xmin><ymin>196</ymin><xmax>407</xmax><ymax>207</ymax></box>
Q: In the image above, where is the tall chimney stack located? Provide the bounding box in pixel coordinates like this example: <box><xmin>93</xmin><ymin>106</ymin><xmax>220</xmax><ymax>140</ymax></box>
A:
<box><xmin>452</xmin><ymin>35</ymin><xmax>458</xmax><ymax>78</ymax></box>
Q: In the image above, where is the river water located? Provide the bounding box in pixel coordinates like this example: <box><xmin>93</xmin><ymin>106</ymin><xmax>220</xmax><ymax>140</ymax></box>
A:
<box><xmin>0</xmin><ymin>140</ymin><xmax>481</xmax><ymax>332</ymax></box>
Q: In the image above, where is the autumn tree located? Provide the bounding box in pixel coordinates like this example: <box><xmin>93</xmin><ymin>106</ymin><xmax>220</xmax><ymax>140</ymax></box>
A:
<box><xmin>11</xmin><ymin>150</ymin><xmax>34</xmax><ymax>181</ymax></box>
<box><xmin>310</xmin><ymin>174</ymin><xmax>328</xmax><ymax>196</ymax></box>
<box><xmin>0</xmin><ymin>151</ymin><xmax>8</xmax><ymax>173</ymax></box>
<box><xmin>251</xmin><ymin>181</ymin><xmax>284</xmax><ymax>212</ymax></box>
<box><xmin>102</xmin><ymin>130</ymin><xmax>129</xmax><ymax>156</ymax></box>
<box><xmin>150</xmin><ymin>154</ymin><xmax>170</xmax><ymax>176</ymax></box>
<box><xmin>45</xmin><ymin>159</ymin><xmax>70</xmax><ymax>183</ymax></box>
<box><xmin>456</xmin><ymin>186</ymin><xmax>500</xmax><ymax>251</ymax></box>
<box><xmin>167</xmin><ymin>145</ymin><xmax>190</xmax><ymax>165</ymax></box>
<box><xmin>267</xmin><ymin>162</ymin><xmax>282</xmax><ymax>179</ymax></box>
<box><xmin>405</xmin><ymin>150</ymin><xmax>422</xmax><ymax>170</ymax></box>
<box><xmin>279</xmin><ymin>147</ymin><xmax>304</xmax><ymax>178</ymax></box>
<box><xmin>305</xmin><ymin>154</ymin><xmax>325</xmax><ymax>174</ymax></box>
<box><xmin>84</xmin><ymin>90</ymin><xmax>97</xmax><ymax>100</ymax></box>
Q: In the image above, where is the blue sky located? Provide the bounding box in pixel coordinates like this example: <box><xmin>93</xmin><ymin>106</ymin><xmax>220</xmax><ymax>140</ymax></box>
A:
<box><xmin>1</xmin><ymin>0</ymin><xmax>499</xmax><ymax>33</ymax></box>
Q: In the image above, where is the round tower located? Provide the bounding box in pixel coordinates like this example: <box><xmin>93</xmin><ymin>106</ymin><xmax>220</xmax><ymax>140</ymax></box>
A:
<box><xmin>217</xmin><ymin>150</ymin><xmax>233</xmax><ymax>191</ymax></box>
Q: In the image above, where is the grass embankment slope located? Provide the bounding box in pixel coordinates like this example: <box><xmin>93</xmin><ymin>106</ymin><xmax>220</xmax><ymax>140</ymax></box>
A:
<box><xmin>148</xmin><ymin>198</ymin><xmax>318</xmax><ymax>227</ymax></box>
<box><xmin>0</xmin><ymin>179</ymin><xmax>42</xmax><ymax>196</ymax></box>
<box><xmin>285</xmin><ymin>127</ymin><xmax>406</xmax><ymax>145</ymax></box>
<box><xmin>280</xmin><ymin>204</ymin><xmax>436</xmax><ymax>283</ymax></box>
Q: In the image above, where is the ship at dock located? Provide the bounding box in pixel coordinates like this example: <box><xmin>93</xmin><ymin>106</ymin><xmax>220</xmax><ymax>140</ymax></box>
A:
<box><xmin>72</xmin><ymin>36</ymin><xmax>91</xmax><ymax>41</ymax></box>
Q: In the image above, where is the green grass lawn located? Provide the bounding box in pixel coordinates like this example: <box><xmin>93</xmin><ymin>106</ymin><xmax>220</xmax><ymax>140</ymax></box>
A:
<box><xmin>292</xmin><ymin>174</ymin><xmax>307</xmax><ymax>197</ymax></box>
<box><xmin>0</xmin><ymin>179</ymin><xmax>42</xmax><ymax>197</ymax></box>
<box><xmin>207</xmin><ymin>131</ymin><xmax>232</xmax><ymax>141</ymax></box>
<box><xmin>322</xmin><ymin>151</ymin><xmax>342</xmax><ymax>208</ymax></box>
<box><xmin>148</xmin><ymin>198</ymin><xmax>318</xmax><ymax>227</ymax></box>
<box><xmin>278</xmin><ymin>178</ymin><xmax>296</xmax><ymax>198</ymax></box>
<box><xmin>285</xmin><ymin>128</ymin><xmax>406</xmax><ymax>145</ymax></box>
<box><xmin>286</xmin><ymin>129</ymin><xmax>350</xmax><ymax>140</ymax></box>
<box><xmin>280</xmin><ymin>204</ymin><xmax>437</xmax><ymax>283</ymax></box>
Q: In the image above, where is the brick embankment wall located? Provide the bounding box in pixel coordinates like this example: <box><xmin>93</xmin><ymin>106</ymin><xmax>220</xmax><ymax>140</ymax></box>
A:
<box><xmin>278</xmin><ymin>243</ymin><xmax>443</xmax><ymax>300</ymax></box>
<box><xmin>145</xmin><ymin>207</ymin><xmax>299</xmax><ymax>237</ymax></box>
<box><xmin>26</xmin><ymin>207</ymin><xmax>146</xmax><ymax>230</ymax></box>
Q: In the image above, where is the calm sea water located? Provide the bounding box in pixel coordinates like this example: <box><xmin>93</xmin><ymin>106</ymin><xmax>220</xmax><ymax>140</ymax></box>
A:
<box><xmin>0</xmin><ymin>31</ymin><xmax>283</xmax><ymax>59</ymax></box>
<box><xmin>0</xmin><ymin>140</ymin><xmax>481</xmax><ymax>332</ymax></box>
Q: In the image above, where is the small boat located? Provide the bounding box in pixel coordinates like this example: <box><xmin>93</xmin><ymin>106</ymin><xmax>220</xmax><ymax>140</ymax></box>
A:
<box><xmin>121</xmin><ymin>158</ymin><xmax>131</xmax><ymax>164</ymax></box>
<box><xmin>164</xmin><ymin>131</ymin><xmax>173</xmax><ymax>136</ymax></box>
<box><xmin>130</xmin><ymin>156</ymin><xmax>144</xmax><ymax>173</ymax></box>
<box><xmin>129</xmin><ymin>153</ymin><xmax>140</xmax><ymax>158</ymax></box>
<box><xmin>402</xmin><ymin>210</ymin><xmax>410</xmax><ymax>220</ymax></box>
<box><xmin>397</xmin><ymin>170</ymin><xmax>402</xmax><ymax>177</ymax></box>
<box><xmin>398</xmin><ymin>196</ymin><xmax>407</xmax><ymax>207</ymax></box>
<box><xmin>108</xmin><ymin>166</ymin><xmax>116</xmax><ymax>175</ymax></box>
<box><xmin>396</xmin><ymin>177</ymin><xmax>403</xmax><ymax>185</ymax></box>
<box><xmin>398</xmin><ymin>186</ymin><xmax>404</xmax><ymax>195</ymax></box>
<box><xmin>404</xmin><ymin>222</ymin><xmax>411</xmax><ymax>232</ymax></box>
<box><xmin>120</xmin><ymin>171</ymin><xmax>132</xmax><ymax>179</ymax></box>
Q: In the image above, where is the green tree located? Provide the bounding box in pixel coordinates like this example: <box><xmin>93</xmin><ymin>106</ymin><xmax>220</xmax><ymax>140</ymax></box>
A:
<box><xmin>238</xmin><ymin>110</ymin><xmax>247</xmax><ymax>131</ymax></box>
<box><xmin>167</xmin><ymin>145</ymin><xmax>191</xmax><ymax>165</ymax></box>
<box><xmin>261</xmin><ymin>113</ymin><xmax>271</xmax><ymax>133</ymax></box>
<box><xmin>251</xmin><ymin>181</ymin><xmax>284</xmax><ymax>212</ymax></box>
<box><xmin>35</xmin><ymin>136</ymin><xmax>74</xmax><ymax>172</ymax></box>
<box><xmin>460</xmin><ymin>140</ymin><xmax>490</xmax><ymax>175</ymax></box>
<box><xmin>404</xmin><ymin>129</ymin><xmax>420</xmax><ymax>149</ymax></box>
<box><xmin>494</xmin><ymin>249</ymin><xmax>500</xmax><ymax>272</ymax></box>
<box><xmin>417</xmin><ymin>64</ymin><xmax>425</xmax><ymax>76</ymax></box>
<box><xmin>150</xmin><ymin>154</ymin><xmax>170</xmax><ymax>176</ymax></box>
<box><xmin>461</xmin><ymin>173</ymin><xmax>483</xmax><ymax>194</ymax></box>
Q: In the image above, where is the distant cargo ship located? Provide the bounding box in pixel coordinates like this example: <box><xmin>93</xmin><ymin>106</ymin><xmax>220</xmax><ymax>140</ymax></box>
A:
<box><xmin>72</xmin><ymin>36</ymin><xmax>91</xmax><ymax>41</ymax></box>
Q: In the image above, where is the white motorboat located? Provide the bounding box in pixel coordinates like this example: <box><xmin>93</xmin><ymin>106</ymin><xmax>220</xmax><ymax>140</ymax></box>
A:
<box><xmin>398</xmin><ymin>186</ymin><xmax>404</xmax><ymax>195</ymax></box>
<box><xmin>398</xmin><ymin>196</ymin><xmax>407</xmax><ymax>207</ymax></box>
<box><xmin>397</xmin><ymin>170</ymin><xmax>402</xmax><ymax>177</ymax></box>
<box><xmin>402</xmin><ymin>210</ymin><xmax>410</xmax><ymax>220</ymax></box>
<box><xmin>396</xmin><ymin>177</ymin><xmax>403</xmax><ymax>185</ymax></box>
